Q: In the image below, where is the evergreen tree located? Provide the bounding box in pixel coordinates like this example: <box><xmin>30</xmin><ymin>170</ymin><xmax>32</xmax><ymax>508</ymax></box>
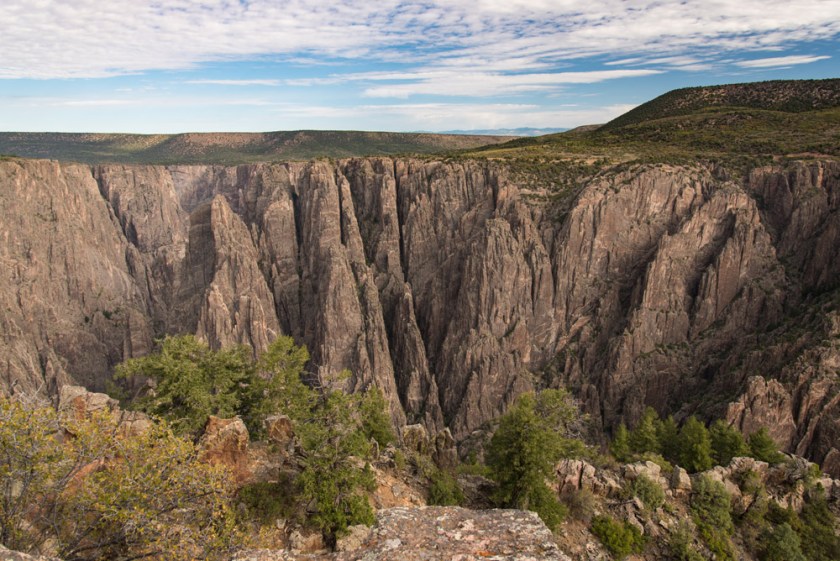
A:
<box><xmin>486</xmin><ymin>389</ymin><xmax>584</xmax><ymax>529</ymax></box>
<box><xmin>710</xmin><ymin>419</ymin><xmax>749</xmax><ymax>466</ymax></box>
<box><xmin>629</xmin><ymin>407</ymin><xmax>660</xmax><ymax>454</ymax></box>
<box><xmin>297</xmin><ymin>388</ymin><xmax>376</xmax><ymax>544</ymax></box>
<box><xmin>611</xmin><ymin>423</ymin><xmax>631</xmax><ymax>462</ymax></box>
<box><xmin>657</xmin><ymin>415</ymin><xmax>681</xmax><ymax>464</ymax></box>
<box><xmin>761</xmin><ymin>523</ymin><xmax>806</xmax><ymax>561</ymax></box>
<box><xmin>748</xmin><ymin>428</ymin><xmax>785</xmax><ymax>464</ymax></box>
<box><xmin>678</xmin><ymin>416</ymin><xmax>713</xmax><ymax>473</ymax></box>
<box><xmin>116</xmin><ymin>335</ymin><xmax>253</xmax><ymax>436</ymax></box>
<box><xmin>359</xmin><ymin>386</ymin><xmax>396</xmax><ymax>447</ymax></box>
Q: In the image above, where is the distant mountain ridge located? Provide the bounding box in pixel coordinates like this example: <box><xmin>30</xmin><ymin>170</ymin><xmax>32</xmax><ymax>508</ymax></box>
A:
<box><xmin>603</xmin><ymin>78</ymin><xmax>840</xmax><ymax>130</ymax></box>
<box><xmin>0</xmin><ymin>130</ymin><xmax>515</xmax><ymax>165</ymax></box>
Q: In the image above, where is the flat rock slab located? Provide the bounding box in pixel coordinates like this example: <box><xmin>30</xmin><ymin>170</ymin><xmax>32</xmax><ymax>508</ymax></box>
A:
<box><xmin>235</xmin><ymin>506</ymin><xmax>571</xmax><ymax>561</ymax></box>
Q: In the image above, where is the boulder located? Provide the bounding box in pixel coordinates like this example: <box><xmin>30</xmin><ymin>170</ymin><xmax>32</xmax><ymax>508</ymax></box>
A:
<box><xmin>198</xmin><ymin>416</ymin><xmax>251</xmax><ymax>484</ymax></box>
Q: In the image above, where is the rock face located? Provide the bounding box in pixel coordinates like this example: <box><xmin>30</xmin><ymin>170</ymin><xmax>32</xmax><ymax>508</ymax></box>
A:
<box><xmin>233</xmin><ymin>506</ymin><xmax>571</xmax><ymax>561</ymax></box>
<box><xmin>3</xmin><ymin>157</ymin><xmax>840</xmax><ymax>472</ymax></box>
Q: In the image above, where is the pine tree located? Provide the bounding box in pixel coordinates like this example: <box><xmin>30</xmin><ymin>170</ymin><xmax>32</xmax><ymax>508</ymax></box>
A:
<box><xmin>611</xmin><ymin>423</ymin><xmax>631</xmax><ymax>462</ymax></box>
<box><xmin>710</xmin><ymin>419</ymin><xmax>749</xmax><ymax>466</ymax></box>
<box><xmin>486</xmin><ymin>389</ymin><xmax>584</xmax><ymax>529</ymax></box>
<box><xmin>657</xmin><ymin>415</ymin><xmax>681</xmax><ymax>464</ymax></box>
<box><xmin>678</xmin><ymin>416</ymin><xmax>713</xmax><ymax>473</ymax></box>
<box><xmin>629</xmin><ymin>407</ymin><xmax>661</xmax><ymax>454</ymax></box>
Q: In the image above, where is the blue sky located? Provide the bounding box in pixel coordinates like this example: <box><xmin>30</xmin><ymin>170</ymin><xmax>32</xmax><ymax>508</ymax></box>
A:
<box><xmin>1</xmin><ymin>0</ymin><xmax>838</xmax><ymax>134</ymax></box>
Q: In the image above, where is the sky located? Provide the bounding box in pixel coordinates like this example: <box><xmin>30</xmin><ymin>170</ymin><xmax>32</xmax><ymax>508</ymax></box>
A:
<box><xmin>1</xmin><ymin>0</ymin><xmax>839</xmax><ymax>134</ymax></box>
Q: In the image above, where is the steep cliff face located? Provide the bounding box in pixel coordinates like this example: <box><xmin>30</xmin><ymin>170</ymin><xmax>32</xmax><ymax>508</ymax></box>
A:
<box><xmin>2</xmin><ymin>157</ymin><xmax>840</xmax><ymax>472</ymax></box>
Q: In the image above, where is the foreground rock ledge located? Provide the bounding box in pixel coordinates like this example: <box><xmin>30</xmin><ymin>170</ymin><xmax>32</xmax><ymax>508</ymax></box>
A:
<box><xmin>234</xmin><ymin>506</ymin><xmax>571</xmax><ymax>561</ymax></box>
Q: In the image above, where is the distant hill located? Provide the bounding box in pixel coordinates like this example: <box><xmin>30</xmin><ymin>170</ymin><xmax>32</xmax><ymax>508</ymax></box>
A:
<box><xmin>603</xmin><ymin>78</ymin><xmax>840</xmax><ymax>130</ymax></box>
<box><xmin>438</xmin><ymin>127</ymin><xmax>568</xmax><ymax>136</ymax></box>
<box><xmin>461</xmin><ymin>78</ymin><xmax>840</xmax><ymax>168</ymax></box>
<box><xmin>0</xmin><ymin>130</ymin><xmax>515</xmax><ymax>165</ymax></box>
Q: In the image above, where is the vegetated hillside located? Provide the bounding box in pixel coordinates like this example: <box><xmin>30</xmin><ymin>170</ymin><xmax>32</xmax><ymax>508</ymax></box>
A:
<box><xmin>0</xmin><ymin>130</ymin><xmax>515</xmax><ymax>164</ymax></box>
<box><xmin>603</xmin><ymin>78</ymin><xmax>840</xmax><ymax>130</ymax></box>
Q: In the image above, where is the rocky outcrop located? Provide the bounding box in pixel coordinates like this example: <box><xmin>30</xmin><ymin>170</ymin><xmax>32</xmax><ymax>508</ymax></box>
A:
<box><xmin>233</xmin><ymin>506</ymin><xmax>571</xmax><ymax>561</ymax></box>
<box><xmin>3</xmin><ymin>157</ymin><xmax>840</xmax><ymax>472</ymax></box>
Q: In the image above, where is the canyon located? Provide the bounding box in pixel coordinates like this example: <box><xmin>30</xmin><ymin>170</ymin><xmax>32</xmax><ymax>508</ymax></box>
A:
<box><xmin>1</xmin><ymin>155</ymin><xmax>839</xmax><ymax>473</ymax></box>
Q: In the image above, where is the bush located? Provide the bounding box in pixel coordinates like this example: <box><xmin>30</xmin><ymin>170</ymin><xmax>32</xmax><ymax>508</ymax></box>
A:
<box><xmin>562</xmin><ymin>488</ymin><xmax>598</xmax><ymax>523</ymax></box>
<box><xmin>691</xmin><ymin>475</ymin><xmax>734</xmax><ymax>561</ymax></box>
<box><xmin>668</xmin><ymin>520</ymin><xmax>704</xmax><ymax>561</ymax></box>
<box><xmin>630</xmin><ymin>474</ymin><xmax>666</xmax><ymax>511</ymax></box>
<box><xmin>591</xmin><ymin>515</ymin><xmax>646</xmax><ymax>558</ymax></box>
<box><xmin>760</xmin><ymin>523</ymin><xmax>806</xmax><ymax>561</ymax></box>
<box><xmin>486</xmin><ymin>389</ymin><xmax>585</xmax><ymax>529</ymax></box>
<box><xmin>0</xmin><ymin>394</ymin><xmax>237</xmax><ymax>561</ymax></box>
<box><xmin>427</xmin><ymin>469</ymin><xmax>464</xmax><ymax>506</ymax></box>
<box><xmin>238</xmin><ymin>476</ymin><xmax>298</xmax><ymax>523</ymax></box>
<box><xmin>797</xmin><ymin>487</ymin><xmax>840</xmax><ymax>561</ymax></box>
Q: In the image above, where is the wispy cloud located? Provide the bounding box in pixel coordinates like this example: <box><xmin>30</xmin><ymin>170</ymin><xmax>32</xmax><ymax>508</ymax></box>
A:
<box><xmin>359</xmin><ymin>70</ymin><xmax>663</xmax><ymax>98</ymax></box>
<box><xmin>185</xmin><ymin>79</ymin><xmax>282</xmax><ymax>86</ymax></box>
<box><xmin>734</xmin><ymin>54</ymin><xmax>831</xmax><ymax>68</ymax></box>
<box><xmin>1</xmin><ymin>1</ymin><xmax>839</xmax><ymax>79</ymax></box>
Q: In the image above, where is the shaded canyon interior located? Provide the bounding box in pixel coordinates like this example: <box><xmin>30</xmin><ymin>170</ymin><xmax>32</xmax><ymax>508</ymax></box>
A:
<box><xmin>3</xmin><ymin>157</ymin><xmax>840</xmax><ymax>473</ymax></box>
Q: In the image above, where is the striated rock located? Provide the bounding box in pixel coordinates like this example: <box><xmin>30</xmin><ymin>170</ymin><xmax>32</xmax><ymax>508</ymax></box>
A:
<box><xmin>233</xmin><ymin>506</ymin><xmax>571</xmax><ymax>561</ymax></box>
<box><xmin>198</xmin><ymin>416</ymin><xmax>251</xmax><ymax>484</ymax></box>
<box><xmin>4</xmin><ymin>157</ymin><xmax>840</xmax><ymax>473</ymax></box>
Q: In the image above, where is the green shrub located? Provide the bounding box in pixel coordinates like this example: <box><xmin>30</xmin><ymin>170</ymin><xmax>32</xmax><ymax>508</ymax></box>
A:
<box><xmin>591</xmin><ymin>515</ymin><xmax>646</xmax><ymax>558</ymax></box>
<box><xmin>691</xmin><ymin>475</ymin><xmax>734</xmax><ymax>561</ymax></box>
<box><xmin>0</xmin><ymin>395</ymin><xmax>237</xmax><ymax>561</ymax></box>
<box><xmin>760</xmin><ymin>523</ymin><xmax>806</xmax><ymax>561</ymax></box>
<box><xmin>798</xmin><ymin>488</ymin><xmax>840</xmax><ymax>561</ymax></box>
<box><xmin>668</xmin><ymin>520</ymin><xmax>704</xmax><ymax>561</ymax></box>
<box><xmin>427</xmin><ymin>468</ymin><xmax>464</xmax><ymax>506</ymax></box>
<box><xmin>630</xmin><ymin>474</ymin><xmax>666</xmax><ymax>511</ymax></box>
<box><xmin>562</xmin><ymin>488</ymin><xmax>598</xmax><ymax>523</ymax></box>
<box><xmin>238</xmin><ymin>476</ymin><xmax>298</xmax><ymax>522</ymax></box>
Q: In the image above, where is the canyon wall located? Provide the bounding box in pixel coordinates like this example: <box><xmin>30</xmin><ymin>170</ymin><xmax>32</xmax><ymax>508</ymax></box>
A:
<box><xmin>2</xmin><ymin>157</ymin><xmax>839</xmax><ymax>472</ymax></box>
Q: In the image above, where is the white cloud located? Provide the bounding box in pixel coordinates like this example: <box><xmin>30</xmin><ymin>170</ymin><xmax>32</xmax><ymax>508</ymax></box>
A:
<box><xmin>360</xmin><ymin>70</ymin><xmax>663</xmax><ymax>98</ymax></box>
<box><xmin>734</xmin><ymin>54</ymin><xmax>831</xmax><ymax>68</ymax></box>
<box><xmin>185</xmin><ymin>79</ymin><xmax>282</xmax><ymax>86</ymax></box>
<box><xmin>0</xmin><ymin>1</ymin><xmax>838</xmax><ymax>79</ymax></box>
